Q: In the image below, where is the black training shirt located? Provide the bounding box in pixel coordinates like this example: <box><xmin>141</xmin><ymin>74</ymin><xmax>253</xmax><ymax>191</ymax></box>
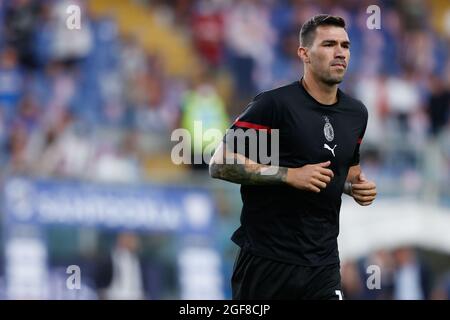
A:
<box><xmin>223</xmin><ymin>80</ymin><xmax>368</xmax><ymax>266</ymax></box>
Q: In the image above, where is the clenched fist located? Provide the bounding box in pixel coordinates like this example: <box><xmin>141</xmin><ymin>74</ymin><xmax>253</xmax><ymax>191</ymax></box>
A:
<box><xmin>286</xmin><ymin>161</ymin><xmax>334</xmax><ymax>193</ymax></box>
<box><xmin>351</xmin><ymin>172</ymin><xmax>377</xmax><ymax>206</ymax></box>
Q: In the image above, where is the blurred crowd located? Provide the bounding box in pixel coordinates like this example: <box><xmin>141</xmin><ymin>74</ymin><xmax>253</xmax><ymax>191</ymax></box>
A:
<box><xmin>0</xmin><ymin>0</ymin><xmax>449</xmax><ymax>299</ymax></box>
<box><xmin>0</xmin><ymin>0</ymin><xmax>449</xmax><ymax>191</ymax></box>
<box><xmin>342</xmin><ymin>246</ymin><xmax>450</xmax><ymax>300</ymax></box>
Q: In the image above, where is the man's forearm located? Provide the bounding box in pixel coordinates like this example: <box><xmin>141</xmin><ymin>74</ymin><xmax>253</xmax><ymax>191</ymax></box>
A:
<box><xmin>209</xmin><ymin>145</ymin><xmax>288</xmax><ymax>185</ymax></box>
<box><xmin>210</xmin><ymin>160</ymin><xmax>288</xmax><ymax>185</ymax></box>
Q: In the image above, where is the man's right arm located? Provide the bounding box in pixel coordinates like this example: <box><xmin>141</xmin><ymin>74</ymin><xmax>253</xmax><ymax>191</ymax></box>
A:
<box><xmin>209</xmin><ymin>142</ymin><xmax>288</xmax><ymax>185</ymax></box>
<box><xmin>209</xmin><ymin>142</ymin><xmax>334</xmax><ymax>192</ymax></box>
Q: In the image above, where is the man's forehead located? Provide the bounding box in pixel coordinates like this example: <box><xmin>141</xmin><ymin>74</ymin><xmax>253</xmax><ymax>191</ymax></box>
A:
<box><xmin>314</xmin><ymin>25</ymin><xmax>349</xmax><ymax>42</ymax></box>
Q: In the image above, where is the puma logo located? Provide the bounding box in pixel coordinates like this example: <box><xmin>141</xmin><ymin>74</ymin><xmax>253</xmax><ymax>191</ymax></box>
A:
<box><xmin>324</xmin><ymin>143</ymin><xmax>337</xmax><ymax>157</ymax></box>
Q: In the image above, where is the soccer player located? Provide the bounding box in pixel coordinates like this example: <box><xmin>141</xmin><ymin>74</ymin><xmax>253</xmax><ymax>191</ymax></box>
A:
<box><xmin>209</xmin><ymin>14</ymin><xmax>377</xmax><ymax>300</ymax></box>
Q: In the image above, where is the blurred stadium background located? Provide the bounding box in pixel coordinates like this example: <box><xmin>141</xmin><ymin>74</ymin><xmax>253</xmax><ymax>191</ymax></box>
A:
<box><xmin>0</xmin><ymin>0</ymin><xmax>449</xmax><ymax>300</ymax></box>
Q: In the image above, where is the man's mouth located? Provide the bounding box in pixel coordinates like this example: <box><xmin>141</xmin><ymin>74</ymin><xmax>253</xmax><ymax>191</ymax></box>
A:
<box><xmin>331</xmin><ymin>62</ymin><xmax>346</xmax><ymax>68</ymax></box>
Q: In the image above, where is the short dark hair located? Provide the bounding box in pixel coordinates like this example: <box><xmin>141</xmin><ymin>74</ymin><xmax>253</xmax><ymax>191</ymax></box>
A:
<box><xmin>299</xmin><ymin>14</ymin><xmax>346</xmax><ymax>47</ymax></box>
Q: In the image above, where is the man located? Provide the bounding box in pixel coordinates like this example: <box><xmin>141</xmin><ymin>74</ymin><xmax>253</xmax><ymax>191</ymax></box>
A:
<box><xmin>95</xmin><ymin>232</ymin><xmax>147</xmax><ymax>300</ymax></box>
<box><xmin>209</xmin><ymin>14</ymin><xmax>377</xmax><ymax>300</ymax></box>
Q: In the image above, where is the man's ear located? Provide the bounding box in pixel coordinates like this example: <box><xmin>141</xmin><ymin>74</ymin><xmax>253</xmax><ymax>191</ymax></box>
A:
<box><xmin>298</xmin><ymin>46</ymin><xmax>310</xmax><ymax>63</ymax></box>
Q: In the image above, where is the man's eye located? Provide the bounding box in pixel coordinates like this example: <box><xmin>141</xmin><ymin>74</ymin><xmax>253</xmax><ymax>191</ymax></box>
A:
<box><xmin>324</xmin><ymin>43</ymin><xmax>333</xmax><ymax>47</ymax></box>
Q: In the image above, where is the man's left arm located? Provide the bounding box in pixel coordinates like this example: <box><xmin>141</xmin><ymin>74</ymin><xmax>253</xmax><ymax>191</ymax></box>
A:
<box><xmin>344</xmin><ymin>164</ymin><xmax>377</xmax><ymax>206</ymax></box>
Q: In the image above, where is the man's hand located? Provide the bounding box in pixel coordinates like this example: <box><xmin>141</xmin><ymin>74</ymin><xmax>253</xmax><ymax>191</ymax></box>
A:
<box><xmin>351</xmin><ymin>172</ymin><xmax>377</xmax><ymax>206</ymax></box>
<box><xmin>286</xmin><ymin>161</ymin><xmax>334</xmax><ymax>193</ymax></box>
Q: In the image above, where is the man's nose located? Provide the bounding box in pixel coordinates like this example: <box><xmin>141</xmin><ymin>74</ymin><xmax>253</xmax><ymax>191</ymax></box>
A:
<box><xmin>334</xmin><ymin>46</ymin><xmax>346</xmax><ymax>59</ymax></box>
<box><xmin>334</xmin><ymin>52</ymin><xmax>345</xmax><ymax>61</ymax></box>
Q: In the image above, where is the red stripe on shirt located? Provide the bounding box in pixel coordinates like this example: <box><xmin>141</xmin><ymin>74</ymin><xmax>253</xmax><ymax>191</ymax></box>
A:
<box><xmin>234</xmin><ymin>121</ymin><xmax>272</xmax><ymax>133</ymax></box>
<box><xmin>357</xmin><ymin>137</ymin><xmax>362</xmax><ymax>144</ymax></box>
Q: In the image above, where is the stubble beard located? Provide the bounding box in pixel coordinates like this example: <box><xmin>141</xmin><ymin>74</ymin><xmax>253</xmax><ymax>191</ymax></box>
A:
<box><xmin>312</xmin><ymin>60</ymin><xmax>346</xmax><ymax>86</ymax></box>
<box><xmin>320</xmin><ymin>70</ymin><xmax>345</xmax><ymax>86</ymax></box>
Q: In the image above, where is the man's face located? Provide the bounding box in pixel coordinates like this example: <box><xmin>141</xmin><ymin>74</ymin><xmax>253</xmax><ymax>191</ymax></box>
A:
<box><xmin>301</xmin><ymin>26</ymin><xmax>350</xmax><ymax>85</ymax></box>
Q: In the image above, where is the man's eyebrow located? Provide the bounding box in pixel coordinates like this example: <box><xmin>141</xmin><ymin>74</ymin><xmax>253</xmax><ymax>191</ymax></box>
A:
<box><xmin>321</xmin><ymin>40</ymin><xmax>351</xmax><ymax>46</ymax></box>
<box><xmin>321</xmin><ymin>39</ymin><xmax>337</xmax><ymax>44</ymax></box>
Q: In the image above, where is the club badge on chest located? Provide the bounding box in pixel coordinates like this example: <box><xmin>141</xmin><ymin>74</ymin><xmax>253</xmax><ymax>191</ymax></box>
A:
<box><xmin>323</xmin><ymin>116</ymin><xmax>337</xmax><ymax>157</ymax></box>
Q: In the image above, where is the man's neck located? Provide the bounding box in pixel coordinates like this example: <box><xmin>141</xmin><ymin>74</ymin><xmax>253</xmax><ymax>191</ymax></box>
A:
<box><xmin>301</xmin><ymin>74</ymin><xmax>339</xmax><ymax>105</ymax></box>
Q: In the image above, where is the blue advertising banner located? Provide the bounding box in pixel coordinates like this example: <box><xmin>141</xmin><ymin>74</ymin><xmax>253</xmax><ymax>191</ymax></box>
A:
<box><xmin>3</xmin><ymin>177</ymin><xmax>216</xmax><ymax>234</ymax></box>
<box><xmin>2</xmin><ymin>177</ymin><xmax>224</xmax><ymax>299</ymax></box>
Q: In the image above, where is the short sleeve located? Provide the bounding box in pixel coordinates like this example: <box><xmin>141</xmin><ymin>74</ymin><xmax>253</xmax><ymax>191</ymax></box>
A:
<box><xmin>230</xmin><ymin>92</ymin><xmax>274</xmax><ymax>131</ymax></box>
<box><xmin>223</xmin><ymin>92</ymin><xmax>276</xmax><ymax>162</ymax></box>
<box><xmin>350</xmin><ymin>104</ymin><xmax>369</xmax><ymax>166</ymax></box>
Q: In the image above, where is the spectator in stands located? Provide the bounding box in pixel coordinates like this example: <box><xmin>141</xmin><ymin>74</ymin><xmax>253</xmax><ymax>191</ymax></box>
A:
<box><xmin>51</xmin><ymin>0</ymin><xmax>93</xmax><ymax>66</ymax></box>
<box><xmin>0</xmin><ymin>47</ymin><xmax>23</xmax><ymax>121</ymax></box>
<box><xmin>426</xmin><ymin>75</ymin><xmax>450</xmax><ymax>137</ymax></box>
<box><xmin>3</xmin><ymin>121</ymin><xmax>29</xmax><ymax>175</ymax></box>
<box><xmin>362</xmin><ymin>250</ymin><xmax>395</xmax><ymax>300</ymax></box>
<box><xmin>341</xmin><ymin>260</ymin><xmax>365</xmax><ymax>300</ymax></box>
<box><xmin>29</xmin><ymin>108</ymin><xmax>93</xmax><ymax>178</ymax></box>
<box><xmin>431</xmin><ymin>271</ymin><xmax>450</xmax><ymax>300</ymax></box>
<box><xmin>91</xmin><ymin>129</ymin><xmax>142</xmax><ymax>183</ymax></box>
<box><xmin>191</xmin><ymin>0</ymin><xmax>225</xmax><ymax>67</ymax></box>
<box><xmin>224</xmin><ymin>0</ymin><xmax>276</xmax><ymax>104</ymax></box>
<box><xmin>95</xmin><ymin>232</ymin><xmax>148</xmax><ymax>300</ymax></box>
<box><xmin>392</xmin><ymin>247</ymin><xmax>432</xmax><ymax>300</ymax></box>
<box><xmin>180</xmin><ymin>67</ymin><xmax>228</xmax><ymax>170</ymax></box>
<box><xmin>4</xmin><ymin>0</ymin><xmax>39</xmax><ymax>69</ymax></box>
